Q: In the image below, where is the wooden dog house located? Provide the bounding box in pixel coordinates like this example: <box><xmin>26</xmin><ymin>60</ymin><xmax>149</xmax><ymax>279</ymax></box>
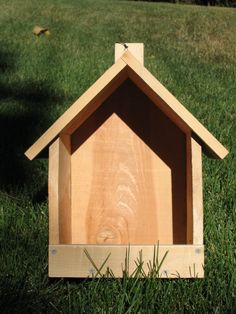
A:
<box><xmin>25</xmin><ymin>44</ymin><xmax>228</xmax><ymax>278</ymax></box>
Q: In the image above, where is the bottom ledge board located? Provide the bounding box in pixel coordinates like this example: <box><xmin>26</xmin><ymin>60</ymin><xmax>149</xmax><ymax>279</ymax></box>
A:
<box><xmin>49</xmin><ymin>244</ymin><xmax>204</xmax><ymax>278</ymax></box>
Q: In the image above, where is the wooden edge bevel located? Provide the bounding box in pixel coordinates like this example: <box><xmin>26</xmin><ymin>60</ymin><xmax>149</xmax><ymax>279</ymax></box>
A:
<box><xmin>48</xmin><ymin>244</ymin><xmax>204</xmax><ymax>278</ymax></box>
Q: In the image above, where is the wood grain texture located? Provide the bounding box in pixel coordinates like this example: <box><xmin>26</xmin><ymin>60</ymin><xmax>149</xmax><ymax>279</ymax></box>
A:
<box><xmin>191</xmin><ymin>137</ymin><xmax>203</xmax><ymax>244</ymax></box>
<box><xmin>49</xmin><ymin>244</ymin><xmax>204</xmax><ymax>278</ymax></box>
<box><xmin>25</xmin><ymin>48</ymin><xmax>228</xmax><ymax>161</ymax></box>
<box><xmin>70</xmin><ymin>80</ymin><xmax>187</xmax><ymax>245</ymax></box>
<box><xmin>58</xmin><ymin>135</ymin><xmax>72</xmax><ymax>243</ymax></box>
<box><xmin>115</xmin><ymin>43</ymin><xmax>144</xmax><ymax>65</ymax></box>
<box><xmin>48</xmin><ymin>139</ymin><xmax>60</xmax><ymax>245</ymax></box>
<box><xmin>186</xmin><ymin>134</ymin><xmax>193</xmax><ymax>244</ymax></box>
<box><xmin>71</xmin><ymin>113</ymin><xmax>161</xmax><ymax>245</ymax></box>
<box><xmin>121</xmin><ymin>50</ymin><xmax>228</xmax><ymax>159</ymax></box>
<box><xmin>186</xmin><ymin>136</ymin><xmax>203</xmax><ymax>245</ymax></box>
<box><xmin>25</xmin><ymin>58</ymin><xmax>127</xmax><ymax>160</ymax></box>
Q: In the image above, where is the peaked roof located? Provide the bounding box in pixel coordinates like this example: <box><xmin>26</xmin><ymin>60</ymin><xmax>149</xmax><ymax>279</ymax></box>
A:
<box><xmin>25</xmin><ymin>50</ymin><xmax>228</xmax><ymax>160</ymax></box>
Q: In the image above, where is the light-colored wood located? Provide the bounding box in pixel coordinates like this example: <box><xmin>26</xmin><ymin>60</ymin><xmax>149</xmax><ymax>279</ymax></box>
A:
<box><xmin>186</xmin><ymin>134</ymin><xmax>193</xmax><ymax>244</ymax></box>
<box><xmin>71</xmin><ymin>114</ymin><xmax>165</xmax><ymax>245</ymax></box>
<box><xmin>186</xmin><ymin>136</ymin><xmax>203</xmax><ymax>245</ymax></box>
<box><xmin>115</xmin><ymin>43</ymin><xmax>144</xmax><ymax>65</ymax></box>
<box><xmin>70</xmin><ymin>80</ymin><xmax>187</xmax><ymax>245</ymax></box>
<box><xmin>121</xmin><ymin>51</ymin><xmax>228</xmax><ymax>159</ymax></box>
<box><xmin>65</xmin><ymin>69</ymin><xmax>128</xmax><ymax>136</ymax></box>
<box><xmin>58</xmin><ymin>135</ymin><xmax>72</xmax><ymax>243</ymax></box>
<box><xmin>48</xmin><ymin>244</ymin><xmax>204</xmax><ymax>278</ymax></box>
<box><xmin>48</xmin><ymin>139</ymin><xmax>60</xmax><ymax>244</ymax></box>
<box><xmin>25</xmin><ymin>58</ymin><xmax>127</xmax><ymax>160</ymax></box>
<box><xmin>25</xmin><ymin>48</ymin><xmax>228</xmax><ymax>161</ymax></box>
<box><xmin>24</xmin><ymin>44</ymin><xmax>230</xmax><ymax>279</ymax></box>
<box><xmin>191</xmin><ymin>137</ymin><xmax>203</xmax><ymax>244</ymax></box>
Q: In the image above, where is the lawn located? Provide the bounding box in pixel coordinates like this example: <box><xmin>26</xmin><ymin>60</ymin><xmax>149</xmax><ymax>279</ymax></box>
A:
<box><xmin>0</xmin><ymin>0</ymin><xmax>235</xmax><ymax>312</ymax></box>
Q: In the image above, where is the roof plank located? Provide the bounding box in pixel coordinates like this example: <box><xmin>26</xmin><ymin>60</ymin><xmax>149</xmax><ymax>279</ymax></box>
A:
<box><xmin>25</xmin><ymin>58</ymin><xmax>127</xmax><ymax>160</ymax></box>
<box><xmin>121</xmin><ymin>51</ymin><xmax>228</xmax><ymax>159</ymax></box>
<box><xmin>25</xmin><ymin>50</ymin><xmax>228</xmax><ymax>160</ymax></box>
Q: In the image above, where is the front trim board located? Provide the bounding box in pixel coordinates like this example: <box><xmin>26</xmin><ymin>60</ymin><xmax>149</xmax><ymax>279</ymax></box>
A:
<box><xmin>49</xmin><ymin>244</ymin><xmax>204</xmax><ymax>278</ymax></box>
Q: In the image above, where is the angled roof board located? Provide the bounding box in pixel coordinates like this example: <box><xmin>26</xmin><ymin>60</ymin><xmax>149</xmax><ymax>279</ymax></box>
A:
<box><xmin>25</xmin><ymin>58</ymin><xmax>128</xmax><ymax>160</ymax></box>
<box><xmin>25</xmin><ymin>50</ymin><xmax>228</xmax><ymax>160</ymax></box>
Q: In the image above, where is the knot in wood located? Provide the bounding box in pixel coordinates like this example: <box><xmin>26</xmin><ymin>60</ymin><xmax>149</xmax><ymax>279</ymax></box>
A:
<box><xmin>96</xmin><ymin>227</ymin><xmax>120</xmax><ymax>244</ymax></box>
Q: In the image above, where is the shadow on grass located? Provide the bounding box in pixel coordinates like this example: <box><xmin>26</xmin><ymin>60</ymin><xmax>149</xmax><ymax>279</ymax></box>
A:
<box><xmin>0</xmin><ymin>45</ymin><xmax>66</xmax><ymax>312</ymax></box>
<box><xmin>0</xmin><ymin>271</ymin><xmax>55</xmax><ymax>313</ymax></box>
<box><xmin>0</xmin><ymin>47</ymin><xmax>65</xmax><ymax>199</ymax></box>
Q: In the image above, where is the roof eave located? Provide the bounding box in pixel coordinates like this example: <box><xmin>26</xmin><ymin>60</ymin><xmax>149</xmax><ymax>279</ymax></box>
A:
<box><xmin>25</xmin><ymin>50</ymin><xmax>229</xmax><ymax>161</ymax></box>
<box><xmin>121</xmin><ymin>51</ymin><xmax>228</xmax><ymax>159</ymax></box>
<box><xmin>25</xmin><ymin>58</ymin><xmax>128</xmax><ymax>160</ymax></box>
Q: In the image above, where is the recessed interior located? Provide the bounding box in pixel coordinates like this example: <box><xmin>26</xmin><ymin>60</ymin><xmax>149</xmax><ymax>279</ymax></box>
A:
<box><xmin>69</xmin><ymin>80</ymin><xmax>187</xmax><ymax>245</ymax></box>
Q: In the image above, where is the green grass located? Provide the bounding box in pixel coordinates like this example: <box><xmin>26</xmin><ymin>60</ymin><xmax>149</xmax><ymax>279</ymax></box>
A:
<box><xmin>0</xmin><ymin>0</ymin><xmax>235</xmax><ymax>312</ymax></box>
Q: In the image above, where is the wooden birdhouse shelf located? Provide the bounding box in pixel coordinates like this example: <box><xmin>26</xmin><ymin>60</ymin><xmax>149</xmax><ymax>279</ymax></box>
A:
<box><xmin>25</xmin><ymin>43</ymin><xmax>228</xmax><ymax>278</ymax></box>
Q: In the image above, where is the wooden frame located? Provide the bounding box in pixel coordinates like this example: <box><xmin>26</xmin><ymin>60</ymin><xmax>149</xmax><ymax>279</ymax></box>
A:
<box><xmin>26</xmin><ymin>44</ymin><xmax>228</xmax><ymax>278</ymax></box>
<box><xmin>48</xmin><ymin>131</ymin><xmax>204</xmax><ymax>277</ymax></box>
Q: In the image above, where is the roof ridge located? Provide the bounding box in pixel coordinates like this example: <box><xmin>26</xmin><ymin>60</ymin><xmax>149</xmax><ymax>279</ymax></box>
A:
<box><xmin>25</xmin><ymin>50</ymin><xmax>228</xmax><ymax>160</ymax></box>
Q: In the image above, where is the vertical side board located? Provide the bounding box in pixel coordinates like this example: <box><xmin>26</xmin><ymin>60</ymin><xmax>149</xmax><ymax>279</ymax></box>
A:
<box><xmin>49</xmin><ymin>139</ymin><xmax>60</xmax><ymax>244</ymax></box>
<box><xmin>58</xmin><ymin>134</ymin><xmax>72</xmax><ymax>244</ymax></box>
<box><xmin>48</xmin><ymin>136</ymin><xmax>72</xmax><ymax>245</ymax></box>
<box><xmin>191</xmin><ymin>137</ymin><xmax>203</xmax><ymax>244</ymax></box>
<box><xmin>186</xmin><ymin>135</ymin><xmax>193</xmax><ymax>244</ymax></box>
<box><xmin>186</xmin><ymin>135</ymin><xmax>203</xmax><ymax>245</ymax></box>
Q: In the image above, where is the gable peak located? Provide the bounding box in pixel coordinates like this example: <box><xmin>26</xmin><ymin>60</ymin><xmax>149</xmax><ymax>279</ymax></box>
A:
<box><xmin>115</xmin><ymin>43</ymin><xmax>144</xmax><ymax>65</ymax></box>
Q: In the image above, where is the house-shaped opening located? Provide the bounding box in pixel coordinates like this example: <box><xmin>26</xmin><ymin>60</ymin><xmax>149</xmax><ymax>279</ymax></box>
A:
<box><xmin>70</xmin><ymin>79</ymin><xmax>187</xmax><ymax>245</ymax></box>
